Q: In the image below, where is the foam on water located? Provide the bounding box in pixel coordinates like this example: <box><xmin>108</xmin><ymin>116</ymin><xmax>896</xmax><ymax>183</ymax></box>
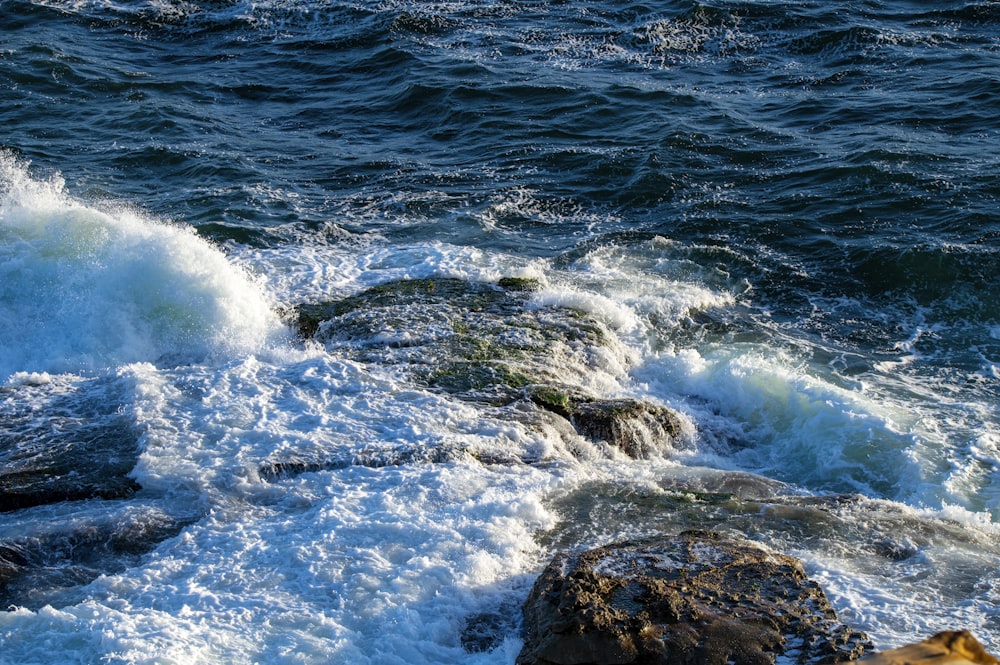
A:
<box><xmin>239</xmin><ymin>229</ymin><xmax>1000</xmax><ymax>520</ymax></box>
<box><xmin>0</xmin><ymin>343</ymin><xmax>643</xmax><ymax>664</ymax></box>
<box><xmin>805</xmin><ymin>511</ymin><xmax>1000</xmax><ymax>652</ymax></box>
<box><xmin>2</xmin><ymin>211</ymin><xmax>998</xmax><ymax>660</ymax></box>
<box><xmin>4</xmin><ymin>0</ymin><xmax>1000</xmax><ymax>659</ymax></box>
<box><xmin>0</xmin><ymin>155</ymin><xmax>289</xmax><ymax>380</ymax></box>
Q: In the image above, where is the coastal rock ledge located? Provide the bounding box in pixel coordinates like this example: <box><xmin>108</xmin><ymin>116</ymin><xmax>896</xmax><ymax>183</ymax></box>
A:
<box><xmin>518</xmin><ymin>531</ymin><xmax>872</xmax><ymax>665</ymax></box>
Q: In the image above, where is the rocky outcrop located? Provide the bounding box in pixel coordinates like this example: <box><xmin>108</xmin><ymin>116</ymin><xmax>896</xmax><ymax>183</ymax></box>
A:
<box><xmin>0</xmin><ymin>377</ymin><xmax>192</xmax><ymax>610</ymax></box>
<box><xmin>287</xmin><ymin>277</ymin><xmax>689</xmax><ymax>465</ymax></box>
<box><xmin>292</xmin><ymin>277</ymin><xmax>611</xmax><ymax>406</ymax></box>
<box><xmin>518</xmin><ymin>531</ymin><xmax>872</xmax><ymax>665</ymax></box>
<box><xmin>558</xmin><ymin>397</ymin><xmax>684</xmax><ymax>459</ymax></box>
<box><xmin>854</xmin><ymin>631</ymin><xmax>998</xmax><ymax>665</ymax></box>
<box><xmin>0</xmin><ymin>502</ymin><xmax>188</xmax><ymax>609</ymax></box>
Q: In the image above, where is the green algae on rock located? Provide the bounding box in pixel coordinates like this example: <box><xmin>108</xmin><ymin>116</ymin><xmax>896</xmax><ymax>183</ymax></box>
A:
<box><xmin>289</xmin><ymin>277</ymin><xmax>689</xmax><ymax>462</ymax></box>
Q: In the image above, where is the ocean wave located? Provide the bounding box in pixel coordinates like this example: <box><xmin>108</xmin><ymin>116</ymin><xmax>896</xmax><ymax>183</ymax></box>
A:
<box><xmin>0</xmin><ymin>154</ymin><xmax>289</xmax><ymax>378</ymax></box>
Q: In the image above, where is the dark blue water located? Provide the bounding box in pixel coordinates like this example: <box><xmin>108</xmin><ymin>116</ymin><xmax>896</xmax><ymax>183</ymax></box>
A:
<box><xmin>1</xmin><ymin>1</ymin><xmax>999</xmax><ymax>662</ymax></box>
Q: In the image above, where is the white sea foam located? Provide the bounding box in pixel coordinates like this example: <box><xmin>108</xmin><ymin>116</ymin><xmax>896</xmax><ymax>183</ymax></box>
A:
<box><xmin>2</xmin><ymin>179</ymin><xmax>998</xmax><ymax>661</ymax></box>
<box><xmin>805</xmin><ymin>528</ymin><xmax>1000</xmax><ymax>654</ymax></box>
<box><xmin>0</xmin><ymin>155</ymin><xmax>290</xmax><ymax>379</ymax></box>
<box><xmin>0</xmin><ymin>346</ymin><xmax>647</xmax><ymax>664</ymax></box>
<box><xmin>630</xmin><ymin>342</ymin><xmax>1000</xmax><ymax>515</ymax></box>
<box><xmin>6</xmin><ymin>371</ymin><xmax>54</xmax><ymax>386</ymax></box>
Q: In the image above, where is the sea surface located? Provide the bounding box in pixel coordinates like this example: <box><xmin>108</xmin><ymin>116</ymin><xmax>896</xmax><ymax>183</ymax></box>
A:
<box><xmin>1</xmin><ymin>1</ymin><xmax>999</xmax><ymax>663</ymax></box>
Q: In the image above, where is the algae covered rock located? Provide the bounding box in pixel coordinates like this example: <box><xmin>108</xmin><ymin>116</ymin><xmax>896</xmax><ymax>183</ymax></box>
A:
<box><xmin>518</xmin><ymin>531</ymin><xmax>872</xmax><ymax>665</ymax></box>
<box><xmin>290</xmin><ymin>277</ymin><xmax>689</xmax><ymax>461</ymax></box>
<box><xmin>293</xmin><ymin>277</ymin><xmax>612</xmax><ymax>405</ymax></box>
<box><xmin>526</xmin><ymin>388</ymin><xmax>686</xmax><ymax>459</ymax></box>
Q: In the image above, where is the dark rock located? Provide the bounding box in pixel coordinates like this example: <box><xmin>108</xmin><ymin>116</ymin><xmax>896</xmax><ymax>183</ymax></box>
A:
<box><xmin>0</xmin><ymin>378</ymin><xmax>196</xmax><ymax>610</ymax></box>
<box><xmin>0</xmin><ymin>379</ymin><xmax>142</xmax><ymax>512</ymax></box>
<box><xmin>528</xmin><ymin>390</ymin><xmax>686</xmax><ymax>459</ymax></box>
<box><xmin>462</xmin><ymin>600</ymin><xmax>522</xmax><ymax>654</ymax></box>
<box><xmin>568</xmin><ymin>399</ymin><xmax>684</xmax><ymax>459</ymax></box>
<box><xmin>871</xmin><ymin>537</ymin><xmax>918</xmax><ymax>562</ymax></box>
<box><xmin>258</xmin><ymin>444</ymin><xmax>472</xmax><ymax>482</ymax></box>
<box><xmin>498</xmin><ymin>276</ymin><xmax>543</xmax><ymax>292</ymax></box>
<box><xmin>0</xmin><ymin>467</ymin><xmax>140</xmax><ymax>513</ymax></box>
<box><xmin>518</xmin><ymin>531</ymin><xmax>872</xmax><ymax>665</ymax></box>
<box><xmin>462</xmin><ymin>611</ymin><xmax>509</xmax><ymax>653</ymax></box>
<box><xmin>0</xmin><ymin>502</ymin><xmax>190</xmax><ymax>610</ymax></box>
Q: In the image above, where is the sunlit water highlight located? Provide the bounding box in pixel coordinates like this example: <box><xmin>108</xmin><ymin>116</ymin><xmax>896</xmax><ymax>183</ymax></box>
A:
<box><xmin>1</xmin><ymin>1</ymin><xmax>999</xmax><ymax>662</ymax></box>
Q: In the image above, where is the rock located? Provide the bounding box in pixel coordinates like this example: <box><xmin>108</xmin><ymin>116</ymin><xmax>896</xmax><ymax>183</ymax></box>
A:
<box><xmin>290</xmin><ymin>278</ymin><xmax>689</xmax><ymax>461</ymax></box>
<box><xmin>0</xmin><ymin>502</ymin><xmax>190</xmax><ymax>610</ymax></box>
<box><xmin>0</xmin><ymin>379</ymin><xmax>142</xmax><ymax>512</ymax></box>
<box><xmin>291</xmin><ymin>277</ymin><xmax>615</xmax><ymax>406</ymax></box>
<box><xmin>461</xmin><ymin>598</ymin><xmax>522</xmax><ymax>654</ymax></box>
<box><xmin>854</xmin><ymin>631</ymin><xmax>998</xmax><ymax>665</ymax></box>
<box><xmin>528</xmin><ymin>389</ymin><xmax>686</xmax><ymax>459</ymax></box>
<box><xmin>568</xmin><ymin>398</ymin><xmax>684</xmax><ymax>459</ymax></box>
<box><xmin>498</xmin><ymin>276</ymin><xmax>543</xmax><ymax>292</ymax></box>
<box><xmin>518</xmin><ymin>531</ymin><xmax>872</xmax><ymax>665</ymax></box>
<box><xmin>0</xmin><ymin>378</ymin><xmax>194</xmax><ymax>610</ymax></box>
<box><xmin>257</xmin><ymin>444</ymin><xmax>471</xmax><ymax>482</ymax></box>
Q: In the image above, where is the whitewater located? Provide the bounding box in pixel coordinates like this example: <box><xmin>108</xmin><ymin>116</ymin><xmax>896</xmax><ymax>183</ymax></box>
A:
<box><xmin>2</xmin><ymin>1</ymin><xmax>999</xmax><ymax>663</ymax></box>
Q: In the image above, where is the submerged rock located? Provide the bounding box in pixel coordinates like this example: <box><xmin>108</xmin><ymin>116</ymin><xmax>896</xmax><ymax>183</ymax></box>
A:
<box><xmin>0</xmin><ymin>377</ymin><xmax>194</xmax><ymax>610</ymax></box>
<box><xmin>854</xmin><ymin>631</ymin><xmax>998</xmax><ymax>665</ymax></box>
<box><xmin>462</xmin><ymin>597</ymin><xmax>524</xmax><ymax>654</ymax></box>
<box><xmin>0</xmin><ymin>502</ymin><xmax>190</xmax><ymax>610</ymax></box>
<box><xmin>0</xmin><ymin>379</ymin><xmax>142</xmax><ymax>512</ymax></box>
<box><xmin>518</xmin><ymin>531</ymin><xmax>871</xmax><ymax>665</ymax></box>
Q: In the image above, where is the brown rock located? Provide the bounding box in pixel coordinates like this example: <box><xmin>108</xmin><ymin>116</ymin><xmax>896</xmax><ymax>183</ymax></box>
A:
<box><xmin>855</xmin><ymin>631</ymin><xmax>999</xmax><ymax>665</ymax></box>
<box><xmin>569</xmin><ymin>398</ymin><xmax>685</xmax><ymax>459</ymax></box>
<box><xmin>518</xmin><ymin>531</ymin><xmax>872</xmax><ymax>665</ymax></box>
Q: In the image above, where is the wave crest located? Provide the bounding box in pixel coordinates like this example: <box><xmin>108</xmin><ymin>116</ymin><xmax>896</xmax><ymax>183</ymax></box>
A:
<box><xmin>0</xmin><ymin>154</ymin><xmax>288</xmax><ymax>378</ymax></box>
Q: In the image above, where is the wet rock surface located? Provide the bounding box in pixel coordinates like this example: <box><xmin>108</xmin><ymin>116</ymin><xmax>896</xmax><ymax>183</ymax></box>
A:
<box><xmin>518</xmin><ymin>531</ymin><xmax>872</xmax><ymax>665</ymax></box>
<box><xmin>538</xmin><ymin>468</ymin><xmax>988</xmax><ymax>574</ymax></box>
<box><xmin>0</xmin><ymin>501</ymin><xmax>189</xmax><ymax>610</ymax></box>
<box><xmin>287</xmin><ymin>277</ymin><xmax>689</xmax><ymax>470</ymax></box>
<box><xmin>562</xmin><ymin>398</ymin><xmax>684</xmax><ymax>459</ymax></box>
<box><xmin>293</xmin><ymin>277</ymin><xmax>612</xmax><ymax>405</ymax></box>
<box><xmin>0</xmin><ymin>379</ymin><xmax>142</xmax><ymax>512</ymax></box>
<box><xmin>0</xmin><ymin>377</ymin><xmax>193</xmax><ymax>610</ymax></box>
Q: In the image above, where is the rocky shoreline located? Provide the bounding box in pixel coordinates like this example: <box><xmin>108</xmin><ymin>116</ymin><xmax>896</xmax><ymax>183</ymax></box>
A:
<box><xmin>2</xmin><ymin>277</ymin><xmax>997</xmax><ymax>664</ymax></box>
<box><xmin>293</xmin><ymin>276</ymin><xmax>1000</xmax><ymax>664</ymax></box>
<box><xmin>518</xmin><ymin>531</ymin><xmax>870</xmax><ymax>665</ymax></box>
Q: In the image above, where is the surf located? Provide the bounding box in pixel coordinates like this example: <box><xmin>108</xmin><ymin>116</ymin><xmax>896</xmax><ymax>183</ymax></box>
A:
<box><xmin>0</xmin><ymin>154</ymin><xmax>289</xmax><ymax>380</ymax></box>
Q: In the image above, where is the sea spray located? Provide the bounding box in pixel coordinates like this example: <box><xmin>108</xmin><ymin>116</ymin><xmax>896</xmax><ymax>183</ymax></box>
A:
<box><xmin>0</xmin><ymin>154</ymin><xmax>288</xmax><ymax>379</ymax></box>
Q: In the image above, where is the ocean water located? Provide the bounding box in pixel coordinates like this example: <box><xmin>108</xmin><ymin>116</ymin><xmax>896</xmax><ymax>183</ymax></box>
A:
<box><xmin>1</xmin><ymin>1</ymin><xmax>999</xmax><ymax>663</ymax></box>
